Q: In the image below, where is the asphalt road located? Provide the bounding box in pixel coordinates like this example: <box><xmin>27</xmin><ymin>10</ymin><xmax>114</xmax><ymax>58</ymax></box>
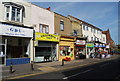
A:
<box><xmin>5</xmin><ymin>57</ymin><xmax>120</xmax><ymax>81</ymax></box>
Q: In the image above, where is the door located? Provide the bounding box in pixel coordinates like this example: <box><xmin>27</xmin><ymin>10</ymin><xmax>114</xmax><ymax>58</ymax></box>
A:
<box><xmin>0</xmin><ymin>44</ymin><xmax>6</xmax><ymax>64</ymax></box>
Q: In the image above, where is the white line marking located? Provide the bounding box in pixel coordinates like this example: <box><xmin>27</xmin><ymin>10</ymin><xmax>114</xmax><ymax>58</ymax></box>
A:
<box><xmin>100</xmin><ymin>63</ymin><xmax>110</xmax><ymax>67</ymax></box>
<box><xmin>63</xmin><ymin>69</ymin><xmax>92</xmax><ymax>79</ymax></box>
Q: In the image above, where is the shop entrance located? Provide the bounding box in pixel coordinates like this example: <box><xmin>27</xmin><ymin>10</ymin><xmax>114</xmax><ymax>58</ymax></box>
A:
<box><xmin>35</xmin><ymin>42</ymin><xmax>57</xmax><ymax>62</ymax></box>
<box><xmin>35</xmin><ymin>46</ymin><xmax>57</xmax><ymax>62</ymax></box>
<box><xmin>2</xmin><ymin>36</ymin><xmax>31</xmax><ymax>66</ymax></box>
<box><xmin>0</xmin><ymin>44</ymin><xmax>6</xmax><ymax>65</ymax></box>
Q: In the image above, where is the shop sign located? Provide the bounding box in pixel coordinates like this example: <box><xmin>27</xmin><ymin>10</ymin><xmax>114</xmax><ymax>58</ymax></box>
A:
<box><xmin>86</xmin><ymin>43</ymin><xmax>94</xmax><ymax>47</ymax></box>
<box><xmin>0</xmin><ymin>23</ymin><xmax>33</xmax><ymax>37</ymax></box>
<box><xmin>106</xmin><ymin>45</ymin><xmax>110</xmax><ymax>48</ymax></box>
<box><xmin>76</xmin><ymin>40</ymin><xmax>85</xmax><ymax>45</ymax></box>
<box><xmin>36</xmin><ymin>32</ymin><xmax>60</xmax><ymax>42</ymax></box>
<box><xmin>94</xmin><ymin>45</ymin><xmax>106</xmax><ymax>47</ymax></box>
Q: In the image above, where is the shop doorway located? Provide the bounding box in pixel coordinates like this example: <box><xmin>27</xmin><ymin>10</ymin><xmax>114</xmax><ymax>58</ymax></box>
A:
<box><xmin>0</xmin><ymin>44</ymin><xmax>6</xmax><ymax>65</ymax></box>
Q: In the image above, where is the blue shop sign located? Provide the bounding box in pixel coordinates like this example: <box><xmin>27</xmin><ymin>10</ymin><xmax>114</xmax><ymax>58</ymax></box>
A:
<box><xmin>94</xmin><ymin>45</ymin><xmax>106</xmax><ymax>47</ymax></box>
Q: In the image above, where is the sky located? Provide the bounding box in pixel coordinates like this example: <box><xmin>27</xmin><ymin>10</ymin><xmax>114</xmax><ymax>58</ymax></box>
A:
<box><xmin>31</xmin><ymin>2</ymin><xmax>118</xmax><ymax>44</ymax></box>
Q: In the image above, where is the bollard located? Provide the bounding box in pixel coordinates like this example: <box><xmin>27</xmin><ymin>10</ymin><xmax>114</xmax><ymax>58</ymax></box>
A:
<box><xmin>31</xmin><ymin>61</ymin><xmax>34</xmax><ymax>70</ymax></box>
<box><xmin>61</xmin><ymin>59</ymin><xmax>64</xmax><ymax>66</ymax></box>
<box><xmin>10</xmin><ymin>62</ymin><xmax>13</xmax><ymax>73</ymax></box>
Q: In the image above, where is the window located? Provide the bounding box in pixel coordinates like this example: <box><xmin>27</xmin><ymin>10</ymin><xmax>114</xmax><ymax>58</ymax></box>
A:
<box><xmin>83</xmin><ymin>25</ymin><xmax>85</xmax><ymax>30</ymax></box>
<box><xmin>94</xmin><ymin>37</ymin><xmax>96</xmax><ymax>41</ymax></box>
<box><xmin>5</xmin><ymin>6</ymin><xmax>10</xmax><ymax>20</ymax></box>
<box><xmin>92</xmin><ymin>29</ymin><xmax>94</xmax><ymax>33</ymax></box>
<box><xmin>94</xmin><ymin>29</ymin><xmax>96</xmax><ymax>33</ymax></box>
<box><xmin>96</xmin><ymin>30</ymin><xmax>98</xmax><ymax>34</ymax></box>
<box><xmin>91</xmin><ymin>37</ymin><xmax>93</xmax><ymax>41</ymax></box>
<box><xmin>60</xmin><ymin>46</ymin><xmax>72</xmax><ymax>56</ymax></box>
<box><xmin>86</xmin><ymin>26</ymin><xmax>88</xmax><ymax>31</ymax></box>
<box><xmin>103</xmin><ymin>37</ymin><xmax>105</xmax><ymax>41</ymax></box>
<box><xmin>39</xmin><ymin>24</ymin><xmax>49</xmax><ymax>34</ymax></box>
<box><xmin>4</xmin><ymin>2</ymin><xmax>23</xmax><ymax>22</ymax></box>
<box><xmin>97</xmin><ymin>38</ymin><xmax>99</xmax><ymax>41</ymax></box>
<box><xmin>60</xmin><ymin>20</ymin><xmax>64</xmax><ymax>31</ymax></box>
<box><xmin>91</xmin><ymin>28</ymin><xmax>92</xmax><ymax>32</ymax></box>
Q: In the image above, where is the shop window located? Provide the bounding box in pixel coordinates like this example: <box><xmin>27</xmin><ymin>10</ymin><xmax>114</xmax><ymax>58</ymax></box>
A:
<box><xmin>18</xmin><ymin>39</ymin><xmax>22</xmax><ymax>46</ymax></box>
<box><xmin>60</xmin><ymin>20</ymin><xmax>64</xmax><ymax>31</ymax></box>
<box><xmin>60</xmin><ymin>46</ymin><xmax>71</xmax><ymax>56</ymax></box>
<box><xmin>35</xmin><ymin>47</ymin><xmax>51</xmax><ymax>57</ymax></box>
<box><xmin>3</xmin><ymin>2</ymin><xmax>23</xmax><ymax>22</ymax></box>
<box><xmin>39</xmin><ymin>24</ymin><xmax>49</xmax><ymax>34</ymax></box>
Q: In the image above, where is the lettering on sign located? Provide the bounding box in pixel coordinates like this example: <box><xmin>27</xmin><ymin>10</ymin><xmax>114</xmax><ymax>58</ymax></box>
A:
<box><xmin>36</xmin><ymin>32</ymin><xmax>60</xmax><ymax>42</ymax></box>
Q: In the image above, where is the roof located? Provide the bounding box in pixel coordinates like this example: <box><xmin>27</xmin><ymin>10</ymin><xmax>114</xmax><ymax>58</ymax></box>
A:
<box><xmin>24</xmin><ymin>0</ymin><xmax>54</xmax><ymax>13</ymax></box>
<box><xmin>54</xmin><ymin>12</ymin><xmax>70</xmax><ymax>20</ymax></box>
<box><xmin>68</xmin><ymin>15</ymin><xmax>102</xmax><ymax>31</ymax></box>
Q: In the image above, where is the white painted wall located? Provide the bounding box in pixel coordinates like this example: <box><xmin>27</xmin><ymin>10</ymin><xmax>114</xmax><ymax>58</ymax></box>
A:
<box><xmin>30</xmin><ymin>4</ymin><xmax>54</xmax><ymax>34</ymax></box>
<box><xmin>82</xmin><ymin>24</ymin><xmax>105</xmax><ymax>43</ymax></box>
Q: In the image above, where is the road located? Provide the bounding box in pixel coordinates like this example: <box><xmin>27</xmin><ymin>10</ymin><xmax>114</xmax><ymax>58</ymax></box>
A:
<box><xmin>5</xmin><ymin>57</ymin><xmax>120</xmax><ymax>81</ymax></box>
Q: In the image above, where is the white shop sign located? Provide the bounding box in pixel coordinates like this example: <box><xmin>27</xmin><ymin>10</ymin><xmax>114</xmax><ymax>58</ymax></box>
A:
<box><xmin>0</xmin><ymin>24</ymin><xmax>33</xmax><ymax>37</ymax></box>
<box><xmin>76</xmin><ymin>40</ymin><xmax>85</xmax><ymax>45</ymax></box>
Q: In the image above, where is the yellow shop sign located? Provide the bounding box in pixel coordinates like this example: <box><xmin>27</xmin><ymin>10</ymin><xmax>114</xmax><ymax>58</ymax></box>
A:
<box><xmin>35</xmin><ymin>32</ymin><xmax>60</xmax><ymax>42</ymax></box>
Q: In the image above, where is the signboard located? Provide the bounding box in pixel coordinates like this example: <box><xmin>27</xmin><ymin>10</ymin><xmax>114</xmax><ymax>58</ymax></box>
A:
<box><xmin>106</xmin><ymin>45</ymin><xmax>110</xmax><ymax>48</ymax></box>
<box><xmin>0</xmin><ymin>23</ymin><xmax>33</xmax><ymax>37</ymax></box>
<box><xmin>35</xmin><ymin>32</ymin><xmax>60</xmax><ymax>42</ymax></box>
<box><xmin>76</xmin><ymin>40</ymin><xmax>85</xmax><ymax>45</ymax></box>
<box><xmin>94</xmin><ymin>45</ymin><xmax>106</xmax><ymax>47</ymax></box>
<box><xmin>86</xmin><ymin>43</ymin><xmax>94</xmax><ymax>47</ymax></box>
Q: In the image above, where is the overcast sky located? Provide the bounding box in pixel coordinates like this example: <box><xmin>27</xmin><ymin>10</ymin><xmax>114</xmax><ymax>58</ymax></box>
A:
<box><xmin>30</xmin><ymin>2</ymin><xmax>118</xmax><ymax>44</ymax></box>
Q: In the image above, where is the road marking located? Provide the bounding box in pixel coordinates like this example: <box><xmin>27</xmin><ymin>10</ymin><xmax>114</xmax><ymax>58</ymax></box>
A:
<box><xmin>100</xmin><ymin>63</ymin><xmax>110</xmax><ymax>67</ymax></box>
<box><xmin>63</xmin><ymin>69</ymin><xmax>92</xmax><ymax>79</ymax></box>
<box><xmin>7</xmin><ymin>62</ymin><xmax>99</xmax><ymax>79</ymax></box>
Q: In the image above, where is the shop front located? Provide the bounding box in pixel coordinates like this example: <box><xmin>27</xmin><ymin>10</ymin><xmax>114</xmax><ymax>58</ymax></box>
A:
<box><xmin>59</xmin><ymin>35</ymin><xmax>75</xmax><ymax>61</ymax></box>
<box><xmin>86</xmin><ymin>43</ymin><xmax>94</xmax><ymax>58</ymax></box>
<box><xmin>0</xmin><ymin>23</ymin><xmax>33</xmax><ymax>66</ymax></box>
<box><xmin>34</xmin><ymin>32</ymin><xmax>60</xmax><ymax>62</ymax></box>
<box><xmin>75</xmin><ymin>38</ymin><xmax>86</xmax><ymax>59</ymax></box>
<box><xmin>94</xmin><ymin>43</ymin><xmax>107</xmax><ymax>53</ymax></box>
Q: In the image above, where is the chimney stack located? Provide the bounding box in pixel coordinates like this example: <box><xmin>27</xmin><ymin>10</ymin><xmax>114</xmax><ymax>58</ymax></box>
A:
<box><xmin>46</xmin><ymin>7</ymin><xmax>51</xmax><ymax>10</ymax></box>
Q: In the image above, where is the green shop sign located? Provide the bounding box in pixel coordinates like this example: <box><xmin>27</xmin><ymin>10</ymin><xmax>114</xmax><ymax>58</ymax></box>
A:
<box><xmin>86</xmin><ymin>43</ymin><xmax>94</xmax><ymax>47</ymax></box>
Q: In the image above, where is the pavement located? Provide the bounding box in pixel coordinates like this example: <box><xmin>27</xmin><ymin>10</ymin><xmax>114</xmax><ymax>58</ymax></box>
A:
<box><xmin>1</xmin><ymin>54</ymin><xmax>120</xmax><ymax>80</ymax></box>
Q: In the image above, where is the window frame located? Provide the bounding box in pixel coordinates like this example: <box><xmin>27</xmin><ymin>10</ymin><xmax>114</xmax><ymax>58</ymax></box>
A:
<box><xmin>4</xmin><ymin>5</ymin><xmax>23</xmax><ymax>22</ymax></box>
<box><xmin>60</xmin><ymin>20</ymin><xmax>64</xmax><ymax>31</ymax></box>
<box><xmin>39</xmin><ymin>24</ymin><xmax>49</xmax><ymax>34</ymax></box>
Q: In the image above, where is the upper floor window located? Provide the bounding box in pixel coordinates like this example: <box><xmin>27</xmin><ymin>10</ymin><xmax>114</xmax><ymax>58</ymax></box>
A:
<box><xmin>91</xmin><ymin>27</ymin><xmax>92</xmax><ymax>32</ymax></box>
<box><xmin>91</xmin><ymin>37</ymin><xmax>93</xmax><ymax>41</ymax></box>
<box><xmin>92</xmin><ymin>28</ymin><xmax>94</xmax><ymax>33</ymax></box>
<box><xmin>86</xmin><ymin>26</ymin><xmax>88</xmax><ymax>31</ymax></box>
<box><xmin>83</xmin><ymin>25</ymin><xmax>85</xmax><ymax>30</ymax></box>
<box><xmin>3</xmin><ymin>2</ymin><xmax>23</xmax><ymax>22</ymax></box>
<box><xmin>96</xmin><ymin>30</ymin><xmax>98</xmax><ymax>34</ymax></box>
<box><xmin>103</xmin><ymin>37</ymin><xmax>105</xmax><ymax>41</ymax></box>
<box><xmin>60</xmin><ymin>20</ymin><xmax>64</xmax><ymax>31</ymax></box>
<box><xmin>94</xmin><ymin>29</ymin><xmax>96</xmax><ymax>33</ymax></box>
<box><xmin>97</xmin><ymin>38</ymin><xmax>99</xmax><ymax>41</ymax></box>
<box><xmin>39</xmin><ymin>24</ymin><xmax>49</xmax><ymax>34</ymax></box>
